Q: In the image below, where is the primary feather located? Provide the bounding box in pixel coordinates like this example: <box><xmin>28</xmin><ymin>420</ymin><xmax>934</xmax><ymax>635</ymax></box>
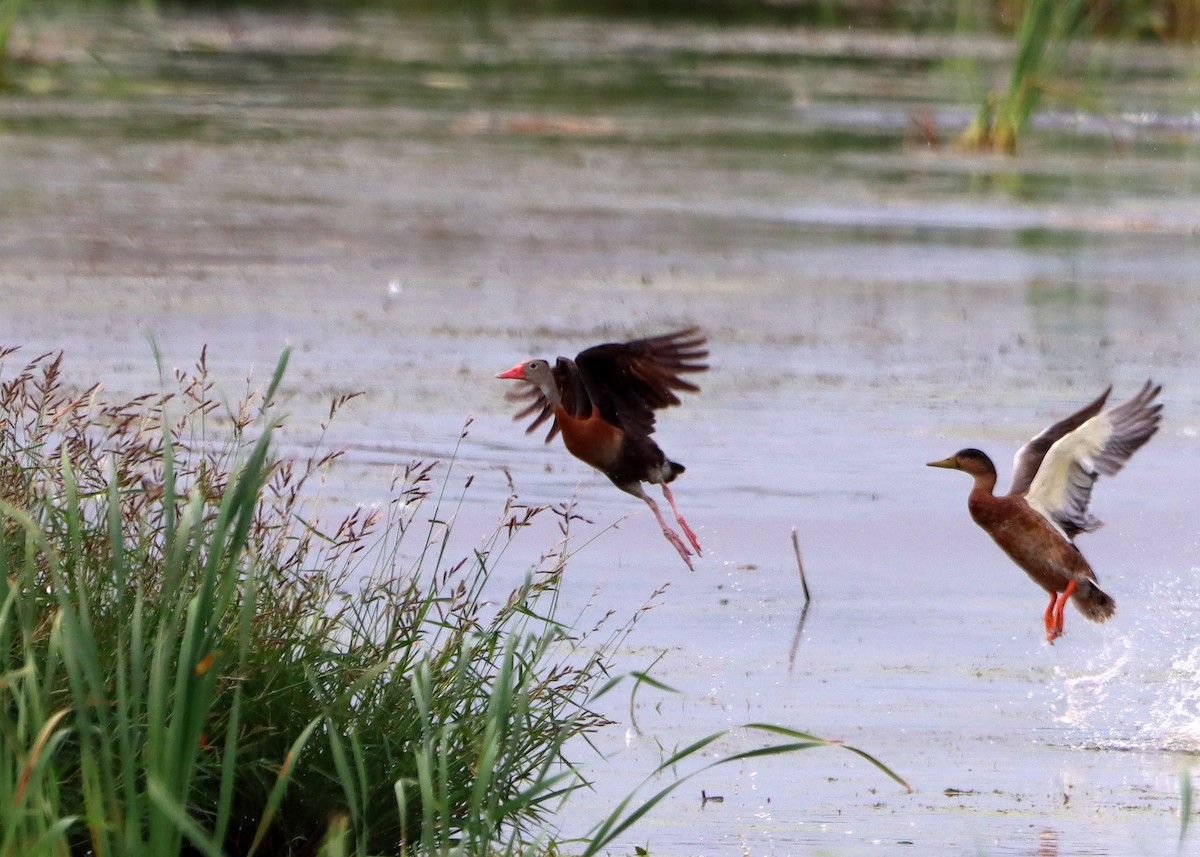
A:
<box><xmin>505</xmin><ymin>327</ymin><xmax>708</xmax><ymax>443</ymax></box>
<box><xmin>1023</xmin><ymin>381</ymin><xmax>1163</xmax><ymax>538</ymax></box>
<box><xmin>1008</xmin><ymin>386</ymin><xmax>1110</xmax><ymax>497</ymax></box>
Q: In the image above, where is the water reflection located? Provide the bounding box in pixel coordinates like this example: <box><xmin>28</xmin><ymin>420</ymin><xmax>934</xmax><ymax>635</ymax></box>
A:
<box><xmin>1037</xmin><ymin>827</ymin><xmax>1059</xmax><ymax>857</ymax></box>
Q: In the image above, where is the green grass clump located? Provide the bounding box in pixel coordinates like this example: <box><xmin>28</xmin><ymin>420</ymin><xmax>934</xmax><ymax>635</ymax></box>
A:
<box><xmin>0</xmin><ymin>346</ymin><xmax>908</xmax><ymax>855</ymax></box>
<box><xmin>958</xmin><ymin>0</ymin><xmax>1093</xmax><ymax>154</ymax></box>
<box><xmin>0</xmin><ymin>346</ymin><xmax>623</xmax><ymax>856</ymax></box>
<box><xmin>0</xmin><ymin>0</ymin><xmax>29</xmax><ymax>88</ymax></box>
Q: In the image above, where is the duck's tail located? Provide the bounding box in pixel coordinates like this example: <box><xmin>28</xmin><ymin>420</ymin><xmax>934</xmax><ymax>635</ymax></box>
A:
<box><xmin>1071</xmin><ymin>578</ymin><xmax>1116</xmax><ymax>624</ymax></box>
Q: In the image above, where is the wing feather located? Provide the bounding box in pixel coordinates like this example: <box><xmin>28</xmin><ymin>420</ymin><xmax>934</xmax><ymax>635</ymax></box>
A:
<box><xmin>1024</xmin><ymin>381</ymin><xmax>1162</xmax><ymax>538</ymax></box>
<box><xmin>574</xmin><ymin>327</ymin><xmax>708</xmax><ymax>437</ymax></box>
<box><xmin>1008</xmin><ymin>386</ymin><xmax>1110</xmax><ymax>496</ymax></box>
<box><xmin>502</xmin><ymin>328</ymin><xmax>707</xmax><ymax>443</ymax></box>
<box><xmin>504</xmin><ymin>383</ymin><xmax>559</xmax><ymax>442</ymax></box>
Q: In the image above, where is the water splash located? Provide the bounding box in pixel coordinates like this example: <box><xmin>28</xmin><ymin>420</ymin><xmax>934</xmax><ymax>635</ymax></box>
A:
<box><xmin>1054</xmin><ymin>567</ymin><xmax>1200</xmax><ymax>752</ymax></box>
<box><xmin>1148</xmin><ymin>646</ymin><xmax>1200</xmax><ymax>751</ymax></box>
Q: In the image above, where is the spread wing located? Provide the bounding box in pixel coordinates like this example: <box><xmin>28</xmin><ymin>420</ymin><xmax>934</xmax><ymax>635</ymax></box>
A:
<box><xmin>1024</xmin><ymin>381</ymin><xmax>1162</xmax><ymax>538</ymax></box>
<box><xmin>505</xmin><ymin>382</ymin><xmax>558</xmax><ymax>442</ymax></box>
<box><xmin>573</xmin><ymin>327</ymin><xmax>708</xmax><ymax>438</ymax></box>
<box><xmin>1008</xmin><ymin>386</ymin><xmax>1111</xmax><ymax>496</ymax></box>
<box><xmin>504</xmin><ymin>359</ymin><xmax>592</xmax><ymax>444</ymax></box>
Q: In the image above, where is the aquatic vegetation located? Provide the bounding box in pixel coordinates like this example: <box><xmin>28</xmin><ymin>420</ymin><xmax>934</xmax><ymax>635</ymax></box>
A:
<box><xmin>956</xmin><ymin>0</ymin><xmax>1196</xmax><ymax>154</ymax></box>
<box><xmin>0</xmin><ymin>0</ymin><xmax>28</xmax><ymax>88</ymax></box>
<box><xmin>0</xmin><ymin>347</ymin><xmax>906</xmax><ymax>855</ymax></box>
<box><xmin>1183</xmin><ymin>766</ymin><xmax>1195</xmax><ymax>848</ymax></box>
<box><xmin>958</xmin><ymin>0</ymin><xmax>1093</xmax><ymax>153</ymax></box>
<box><xmin>579</xmin><ymin>723</ymin><xmax>909</xmax><ymax>856</ymax></box>
<box><xmin>0</xmin><ymin>347</ymin><xmax>619</xmax><ymax>855</ymax></box>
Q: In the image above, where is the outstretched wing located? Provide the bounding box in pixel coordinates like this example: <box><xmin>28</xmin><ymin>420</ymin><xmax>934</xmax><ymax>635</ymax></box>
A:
<box><xmin>1024</xmin><ymin>381</ymin><xmax>1162</xmax><ymax>538</ymax></box>
<box><xmin>573</xmin><ymin>327</ymin><xmax>708</xmax><ymax>438</ymax></box>
<box><xmin>504</xmin><ymin>359</ymin><xmax>592</xmax><ymax>444</ymax></box>
<box><xmin>505</xmin><ymin>382</ymin><xmax>558</xmax><ymax>442</ymax></box>
<box><xmin>1009</xmin><ymin>386</ymin><xmax>1111</xmax><ymax>496</ymax></box>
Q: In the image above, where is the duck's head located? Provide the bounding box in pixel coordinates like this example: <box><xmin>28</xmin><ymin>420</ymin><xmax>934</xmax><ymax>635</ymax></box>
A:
<box><xmin>496</xmin><ymin>359</ymin><xmax>556</xmax><ymax>396</ymax></box>
<box><xmin>926</xmin><ymin>448</ymin><xmax>997</xmax><ymax>479</ymax></box>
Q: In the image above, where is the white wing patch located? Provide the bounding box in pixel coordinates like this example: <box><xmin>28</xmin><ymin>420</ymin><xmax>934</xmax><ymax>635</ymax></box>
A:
<box><xmin>1025</xmin><ymin>414</ymin><xmax>1112</xmax><ymax>537</ymax></box>
<box><xmin>1024</xmin><ymin>381</ymin><xmax>1162</xmax><ymax>539</ymax></box>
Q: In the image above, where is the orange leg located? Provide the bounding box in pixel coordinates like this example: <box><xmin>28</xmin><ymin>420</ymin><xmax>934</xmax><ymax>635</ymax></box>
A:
<box><xmin>1043</xmin><ymin>591</ymin><xmax>1058</xmax><ymax>643</ymax></box>
<box><xmin>661</xmin><ymin>484</ymin><xmax>702</xmax><ymax>555</ymax></box>
<box><xmin>1051</xmin><ymin>579</ymin><xmax>1077</xmax><ymax>641</ymax></box>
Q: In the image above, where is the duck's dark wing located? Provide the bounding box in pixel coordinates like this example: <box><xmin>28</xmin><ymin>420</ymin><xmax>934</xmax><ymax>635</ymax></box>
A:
<box><xmin>1008</xmin><ymin>386</ymin><xmax>1111</xmax><ymax>496</ymax></box>
<box><xmin>505</xmin><ymin>383</ymin><xmax>557</xmax><ymax>442</ymax></box>
<box><xmin>573</xmin><ymin>327</ymin><xmax>708</xmax><ymax>438</ymax></box>
<box><xmin>1024</xmin><ymin>381</ymin><xmax>1162</xmax><ymax>537</ymax></box>
<box><xmin>504</xmin><ymin>359</ymin><xmax>592</xmax><ymax>443</ymax></box>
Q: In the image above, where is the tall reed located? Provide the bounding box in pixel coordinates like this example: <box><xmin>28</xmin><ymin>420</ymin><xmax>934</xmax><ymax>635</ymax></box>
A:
<box><xmin>959</xmin><ymin>0</ymin><xmax>1092</xmax><ymax>153</ymax></box>
<box><xmin>0</xmin><ymin>347</ymin><xmax>906</xmax><ymax>855</ymax></box>
<box><xmin>1183</xmin><ymin>766</ymin><xmax>1195</xmax><ymax>849</ymax></box>
<box><xmin>0</xmin><ymin>347</ymin><xmax>625</xmax><ymax>855</ymax></box>
<box><xmin>0</xmin><ymin>0</ymin><xmax>27</xmax><ymax>88</ymax></box>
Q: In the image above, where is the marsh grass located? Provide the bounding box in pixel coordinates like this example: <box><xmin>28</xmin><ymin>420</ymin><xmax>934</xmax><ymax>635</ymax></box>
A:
<box><xmin>0</xmin><ymin>346</ymin><xmax>633</xmax><ymax>855</ymax></box>
<box><xmin>0</xmin><ymin>347</ymin><xmax>908</xmax><ymax>855</ymax></box>
<box><xmin>0</xmin><ymin>0</ymin><xmax>28</xmax><ymax>87</ymax></box>
<box><xmin>1182</xmin><ymin>766</ymin><xmax>1195</xmax><ymax>850</ymax></box>
<box><xmin>578</xmin><ymin>722</ymin><xmax>910</xmax><ymax>856</ymax></box>
<box><xmin>950</xmin><ymin>1</ymin><xmax>1199</xmax><ymax>155</ymax></box>
<box><xmin>958</xmin><ymin>0</ymin><xmax>1094</xmax><ymax>153</ymax></box>
<box><xmin>953</xmin><ymin>0</ymin><xmax>1199</xmax><ymax>154</ymax></box>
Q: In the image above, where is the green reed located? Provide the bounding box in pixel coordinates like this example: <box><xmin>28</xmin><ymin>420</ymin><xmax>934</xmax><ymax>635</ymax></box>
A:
<box><xmin>959</xmin><ymin>0</ymin><xmax>1092</xmax><ymax>153</ymax></box>
<box><xmin>0</xmin><ymin>0</ymin><xmax>27</xmax><ymax>87</ymax></box>
<box><xmin>1183</xmin><ymin>766</ymin><xmax>1195</xmax><ymax>850</ymax></box>
<box><xmin>0</xmin><ymin>347</ymin><xmax>627</xmax><ymax>855</ymax></box>
<box><xmin>0</xmin><ymin>347</ymin><xmax>906</xmax><ymax>855</ymax></box>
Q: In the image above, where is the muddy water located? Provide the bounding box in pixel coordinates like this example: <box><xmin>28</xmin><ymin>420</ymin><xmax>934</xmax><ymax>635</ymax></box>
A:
<box><xmin>3</xmin><ymin>12</ymin><xmax>1200</xmax><ymax>855</ymax></box>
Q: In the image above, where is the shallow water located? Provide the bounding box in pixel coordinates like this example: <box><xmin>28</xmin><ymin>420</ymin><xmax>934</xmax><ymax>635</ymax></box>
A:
<box><xmin>3</xmin><ymin>12</ymin><xmax>1200</xmax><ymax>855</ymax></box>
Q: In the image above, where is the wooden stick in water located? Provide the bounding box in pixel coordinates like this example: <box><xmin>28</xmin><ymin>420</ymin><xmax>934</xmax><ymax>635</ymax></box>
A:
<box><xmin>791</xmin><ymin>527</ymin><xmax>811</xmax><ymax>604</ymax></box>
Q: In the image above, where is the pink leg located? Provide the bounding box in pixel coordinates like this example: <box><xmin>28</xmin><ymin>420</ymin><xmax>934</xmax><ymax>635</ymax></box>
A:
<box><xmin>661</xmin><ymin>484</ymin><xmax>702</xmax><ymax>555</ymax></box>
<box><xmin>641</xmin><ymin>493</ymin><xmax>694</xmax><ymax>572</ymax></box>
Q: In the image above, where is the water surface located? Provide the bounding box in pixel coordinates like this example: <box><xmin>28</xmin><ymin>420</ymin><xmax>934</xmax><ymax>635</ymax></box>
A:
<box><xmin>3</xmin><ymin>12</ymin><xmax>1200</xmax><ymax>855</ymax></box>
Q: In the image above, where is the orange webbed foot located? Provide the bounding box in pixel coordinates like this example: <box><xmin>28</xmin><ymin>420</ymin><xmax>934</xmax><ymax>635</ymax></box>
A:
<box><xmin>1043</xmin><ymin>592</ymin><xmax>1058</xmax><ymax>643</ymax></box>
<box><xmin>1044</xmin><ymin>582</ymin><xmax>1077</xmax><ymax>644</ymax></box>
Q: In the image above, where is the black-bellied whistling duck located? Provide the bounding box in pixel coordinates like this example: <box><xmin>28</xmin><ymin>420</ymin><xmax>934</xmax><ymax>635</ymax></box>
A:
<box><xmin>928</xmin><ymin>381</ymin><xmax>1162</xmax><ymax>643</ymax></box>
<box><xmin>497</xmin><ymin>327</ymin><xmax>708</xmax><ymax>570</ymax></box>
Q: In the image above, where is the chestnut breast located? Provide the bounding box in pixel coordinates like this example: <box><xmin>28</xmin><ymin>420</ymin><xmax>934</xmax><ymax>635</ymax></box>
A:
<box><xmin>967</xmin><ymin>492</ymin><xmax>1093</xmax><ymax>593</ymax></box>
<box><xmin>556</xmin><ymin>406</ymin><xmax>625</xmax><ymax>472</ymax></box>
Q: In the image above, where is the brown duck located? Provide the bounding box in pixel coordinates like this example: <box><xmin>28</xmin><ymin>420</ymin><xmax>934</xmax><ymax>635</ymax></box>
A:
<box><xmin>497</xmin><ymin>327</ymin><xmax>708</xmax><ymax>570</ymax></box>
<box><xmin>928</xmin><ymin>382</ymin><xmax>1163</xmax><ymax>643</ymax></box>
